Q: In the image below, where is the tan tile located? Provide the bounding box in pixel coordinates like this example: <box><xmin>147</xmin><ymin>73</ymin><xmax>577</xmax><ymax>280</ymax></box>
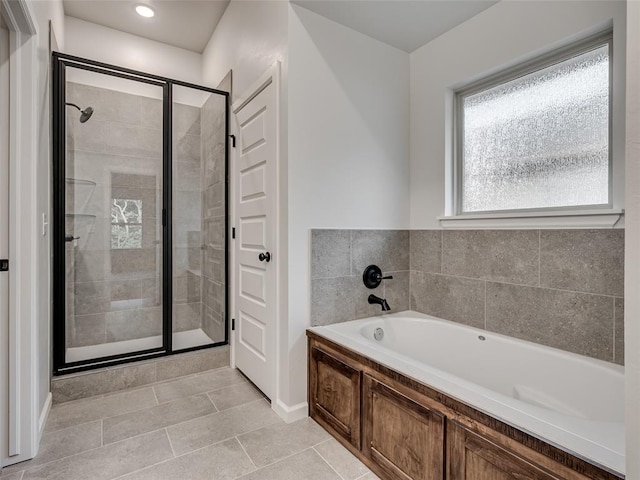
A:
<box><xmin>383</xmin><ymin>270</ymin><xmax>410</xmax><ymax>314</ymax></box>
<box><xmin>236</xmin><ymin>448</ymin><xmax>341</xmax><ymax>480</ymax></box>
<box><xmin>357</xmin><ymin>473</ymin><xmax>381</xmax><ymax>480</ymax></box>
<box><xmin>118</xmin><ymin>438</ymin><xmax>255</xmax><ymax>480</ymax></box>
<box><xmin>154</xmin><ymin>367</ymin><xmax>245</xmax><ymax>404</ymax></box>
<box><xmin>540</xmin><ymin>229</ymin><xmax>624</xmax><ymax>296</ymax></box>
<box><xmin>22</xmin><ymin>430</ymin><xmax>172</xmax><ymax>480</ymax></box>
<box><xmin>167</xmin><ymin>399</ymin><xmax>281</xmax><ymax>456</ymax></box>
<box><xmin>410</xmin><ymin>230</ymin><xmax>441</xmax><ymax>274</ymax></box>
<box><xmin>0</xmin><ymin>472</ymin><xmax>24</xmax><ymax>480</ymax></box>
<box><xmin>615</xmin><ymin>297</ymin><xmax>624</xmax><ymax>365</ymax></box>
<box><xmin>207</xmin><ymin>382</ymin><xmax>264</xmax><ymax>411</ymax></box>
<box><xmin>410</xmin><ymin>271</ymin><xmax>485</xmax><ymax>328</ymax></box>
<box><xmin>52</xmin><ymin>363</ymin><xmax>157</xmax><ymax>403</ymax></box>
<box><xmin>237</xmin><ymin>418</ymin><xmax>330</xmax><ymax>468</ymax></box>
<box><xmin>314</xmin><ymin>437</ymin><xmax>371</xmax><ymax>480</ymax></box>
<box><xmin>486</xmin><ymin>282</ymin><xmax>614</xmax><ymax>361</ymax></box>
<box><xmin>103</xmin><ymin>394</ymin><xmax>216</xmax><ymax>444</ymax></box>
<box><xmin>442</xmin><ymin>230</ymin><xmax>539</xmax><ymax>285</ymax></box>
<box><xmin>311</xmin><ymin>230</ymin><xmax>352</xmax><ymax>279</ymax></box>
<box><xmin>2</xmin><ymin>422</ymin><xmax>101</xmax><ymax>475</ymax></box>
<box><xmin>156</xmin><ymin>348</ymin><xmax>229</xmax><ymax>382</ymax></box>
<box><xmin>351</xmin><ymin>230</ymin><xmax>410</xmax><ymax>274</ymax></box>
<box><xmin>46</xmin><ymin>387</ymin><xmax>157</xmax><ymax>432</ymax></box>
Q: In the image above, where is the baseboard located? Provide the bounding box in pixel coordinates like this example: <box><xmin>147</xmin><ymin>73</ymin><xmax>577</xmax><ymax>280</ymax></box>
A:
<box><xmin>272</xmin><ymin>399</ymin><xmax>308</xmax><ymax>423</ymax></box>
<box><xmin>38</xmin><ymin>392</ymin><xmax>52</xmax><ymax>438</ymax></box>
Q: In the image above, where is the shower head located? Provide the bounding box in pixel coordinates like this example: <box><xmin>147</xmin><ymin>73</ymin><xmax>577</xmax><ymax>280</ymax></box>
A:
<box><xmin>79</xmin><ymin>106</ymin><xmax>94</xmax><ymax>123</ymax></box>
<box><xmin>65</xmin><ymin>102</ymin><xmax>94</xmax><ymax>123</ymax></box>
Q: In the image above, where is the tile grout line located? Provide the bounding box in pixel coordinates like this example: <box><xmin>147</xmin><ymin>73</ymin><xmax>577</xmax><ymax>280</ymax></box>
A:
<box><xmin>612</xmin><ymin>296</ymin><xmax>617</xmax><ymax>362</ymax></box>
<box><xmin>313</xmin><ymin>445</ymin><xmax>348</xmax><ymax>480</ymax></box>
<box><xmin>101</xmin><ymin>419</ymin><xmax>104</xmax><ymax>447</ymax></box>
<box><xmin>538</xmin><ymin>229</ymin><xmax>541</xmax><ymax>287</ymax></box>
<box><xmin>415</xmin><ymin>270</ymin><xmax>621</xmax><ymax>299</ymax></box>
<box><xmin>235</xmin><ymin>436</ymin><xmax>259</xmax><ymax>471</ymax></box>
<box><xmin>165</xmin><ymin>427</ymin><xmax>177</xmax><ymax>458</ymax></box>
<box><xmin>18</xmin><ymin>396</ymin><xmax>268</xmax><ymax>475</ymax></box>
<box><xmin>483</xmin><ymin>281</ymin><xmax>487</xmax><ymax>330</ymax></box>
<box><xmin>152</xmin><ymin>385</ymin><xmax>160</xmax><ymax>405</ymax></box>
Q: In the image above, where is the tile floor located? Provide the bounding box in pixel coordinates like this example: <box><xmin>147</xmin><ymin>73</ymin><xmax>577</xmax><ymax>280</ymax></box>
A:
<box><xmin>0</xmin><ymin>367</ymin><xmax>379</xmax><ymax>480</ymax></box>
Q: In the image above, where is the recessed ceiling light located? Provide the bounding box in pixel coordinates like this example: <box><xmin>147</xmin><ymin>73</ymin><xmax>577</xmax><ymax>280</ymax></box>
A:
<box><xmin>135</xmin><ymin>5</ymin><xmax>155</xmax><ymax>18</ymax></box>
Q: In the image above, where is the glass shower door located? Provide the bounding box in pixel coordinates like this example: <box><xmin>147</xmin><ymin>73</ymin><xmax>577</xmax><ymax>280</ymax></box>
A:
<box><xmin>61</xmin><ymin>64</ymin><xmax>167</xmax><ymax>365</ymax></box>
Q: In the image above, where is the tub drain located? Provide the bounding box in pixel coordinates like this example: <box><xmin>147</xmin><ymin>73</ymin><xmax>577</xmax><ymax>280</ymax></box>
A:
<box><xmin>374</xmin><ymin>328</ymin><xmax>384</xmax><ymax>341</ymax></box>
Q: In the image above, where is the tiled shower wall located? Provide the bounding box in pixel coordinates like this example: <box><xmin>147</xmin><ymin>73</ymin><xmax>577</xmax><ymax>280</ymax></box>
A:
<box><xmin>199</xmin><ymin>85</ymin><xmax>227</xmax><ymax>343</ymax></box>
<box><xmin>310</xmin><ymin>229</ymin><xmax>625</xmax><ymax>364</ymax></box>
<box><xmin>66</xmin><ymin>82</ymin><xmax>165</xmax><ymax>347</ymax></box>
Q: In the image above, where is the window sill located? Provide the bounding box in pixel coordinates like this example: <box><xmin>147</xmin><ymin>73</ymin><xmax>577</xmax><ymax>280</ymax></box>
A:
<box><xmin>438</xmin><ymin>209</ymin><xmax>624</xmax><ymax>229</ymax></box>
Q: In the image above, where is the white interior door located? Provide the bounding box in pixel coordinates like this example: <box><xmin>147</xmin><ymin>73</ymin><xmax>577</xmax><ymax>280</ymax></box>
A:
<box><xmin>232</xmin><ymin>69</ymin><xmax>278</xmax><ymax>400</ymax></box>
<box><xmin>0</xmin><ymin>15</ymin><xmax>11</xmax><ymax>466</ymax></box>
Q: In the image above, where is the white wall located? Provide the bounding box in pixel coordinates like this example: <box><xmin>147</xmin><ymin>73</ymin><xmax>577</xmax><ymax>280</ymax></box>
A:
<box><xmin>201</xmin><ymin>0</ymin><xmax>288</xmax><ymax>100</ymax></box>
<box><xmin>285</xmin><ymin>5</ymin><xmax>409</xmax><ymax>408</ymax></box>
<box><xmin>32</xmin><ymin>0</ymin><xmax>65</xmax><ymax>427</ymax></box>
<box><xmin>410</xmin><ymin>1</ymin><xmax>627</xmax><ymax>228</ymax></box>
<box><xmin>64</xmin><ymin>16</ymin><xmax>202</xmax><ymax>84</ymax></box>
<box><xmin>625</xmin><ymin>1</ymin><xmax>640</xmax><ymax>477</ymax></box>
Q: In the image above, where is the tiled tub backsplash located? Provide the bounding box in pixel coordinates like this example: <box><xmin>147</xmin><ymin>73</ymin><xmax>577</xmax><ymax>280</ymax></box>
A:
<box><xmin>310</xmin><ymin>229</ymin><xmax>625</xmax><ymax>365</ymax></box>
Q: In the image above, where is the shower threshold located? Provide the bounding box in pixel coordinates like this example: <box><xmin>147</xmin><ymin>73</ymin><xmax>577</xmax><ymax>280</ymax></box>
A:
<box><xmin>66</xmin><ymin>328</ymin><xmax>214</xmax><ymax>363</ymax></box>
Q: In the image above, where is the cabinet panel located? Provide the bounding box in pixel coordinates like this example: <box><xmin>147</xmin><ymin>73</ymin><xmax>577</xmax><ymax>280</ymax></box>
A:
<box><xmin>309</xmin><ymin>345</ymin><xmax>361</xmax><ymax>448</ymax></box>
<box><xmin>448</xmin><ymin>421</ymin><xmax>565</xmax><ymax>480</ymax></box>
<box><xmin>363</xmin><ymin>374</ymin><xmax>444</xmax><ymax>480</ymax></box>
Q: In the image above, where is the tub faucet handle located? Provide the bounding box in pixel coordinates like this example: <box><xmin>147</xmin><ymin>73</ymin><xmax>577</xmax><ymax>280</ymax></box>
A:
<box><xmin>363</xmin><ymin>265</ymin><xmax>392</xmax><ymax>289</ymax></box>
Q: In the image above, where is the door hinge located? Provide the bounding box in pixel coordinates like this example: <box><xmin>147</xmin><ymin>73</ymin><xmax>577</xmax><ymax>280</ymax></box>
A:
<box><xmin>232</xmin><ymin>227</ymin><xmax>236</xmax><ymax>239</ymax></box>
<box><xmin>0</xmin><ymin>259</ymin><xmax>8</xmax><ymax>272</ymax></box>
<box><xmin>231</xmin><ymin>318</ymin><xmax>235</xmax><ymax>331</ymax></box>
<box><xmin>229</xmin><ymin>134</ymin><xmax>236</xmax><ymax>148</ymax></box>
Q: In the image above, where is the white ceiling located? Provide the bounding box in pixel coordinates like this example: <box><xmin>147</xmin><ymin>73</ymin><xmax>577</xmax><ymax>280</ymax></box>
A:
<box><xmin>63</xmin><ymin>0</ymin><xmax>499</xmax><ymax>55</ymax></box>
<box><xmin>291</xmin><ymin>0</ymin><xmax>498</xmax><ymax>53</ymax></box>
<box><xmin>63</xmin><ymin>0</ymin><xmax>230</xmax><ymax>53</ymax></box>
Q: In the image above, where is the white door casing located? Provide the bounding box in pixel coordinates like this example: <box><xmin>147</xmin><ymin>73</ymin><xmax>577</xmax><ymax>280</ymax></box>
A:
<box><xmin>1</xmin><ymin>15</ymin><xmax>10</xmax><ymax>466</ymax></box>
<box><xmin>232</xmin><ymin>65</ymin><xmax>279</xmax><ymax>400</ymax></box>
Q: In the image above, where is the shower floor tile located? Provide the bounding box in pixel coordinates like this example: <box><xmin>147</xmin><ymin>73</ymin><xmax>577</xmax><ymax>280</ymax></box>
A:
<box><xmin>1</xmin><ymin>367</ymin><xmax>376</xmax><ymax>480</ymax></box>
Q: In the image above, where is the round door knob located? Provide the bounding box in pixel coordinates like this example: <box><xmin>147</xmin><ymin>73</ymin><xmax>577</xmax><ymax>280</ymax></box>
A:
<box><xmin>258</xmin><ymin>252</ymin><xmax>271</xmax><ymax>262</ymax></box>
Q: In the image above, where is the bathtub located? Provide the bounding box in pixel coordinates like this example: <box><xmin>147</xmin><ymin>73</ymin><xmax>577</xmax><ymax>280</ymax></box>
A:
<box><xmin>308</xmin><ymin>311</ymin><xmax>625</xmax><ymax>476</ymax></box>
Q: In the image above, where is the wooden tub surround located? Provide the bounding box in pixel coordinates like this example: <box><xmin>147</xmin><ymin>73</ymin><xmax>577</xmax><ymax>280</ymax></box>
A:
<box><xmin>307</xmin><ymin>331</ymin><xmax>623</xmax><ymax>480</ymax></box>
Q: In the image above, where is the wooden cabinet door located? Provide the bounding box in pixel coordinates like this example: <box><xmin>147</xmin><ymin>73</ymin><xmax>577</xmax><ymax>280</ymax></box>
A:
<box><xmin>447</xmin><ymin>421</ymin><xmax>564</xmax><ymax>480</ymax></box>
<box><xmin>362</xmin><ymin>374</ymin><xmax>445</xmax><ymax>480</ymax></box>
<box><xmin>309</xmin><ymin>346</ymin><xmax>361</xmax><ymax>448</ymax></box>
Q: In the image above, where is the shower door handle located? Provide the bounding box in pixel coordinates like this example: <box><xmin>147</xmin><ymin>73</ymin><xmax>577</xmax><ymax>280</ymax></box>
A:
<box><xmin>65</xmin><ymin>234</ymin><xmax>80</xmax><ymax>242</ymax></box>
<box><xmin>258</xmin><ymin>252</ymin><xmax>271</xmax><ymax>263</ymax></box>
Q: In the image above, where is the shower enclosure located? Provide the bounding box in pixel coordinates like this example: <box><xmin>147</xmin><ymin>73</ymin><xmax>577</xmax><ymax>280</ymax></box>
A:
<box><xmin>52</xmin><ymin>53</ymin><xmax>229</xmax><ymax>374</ymax></box>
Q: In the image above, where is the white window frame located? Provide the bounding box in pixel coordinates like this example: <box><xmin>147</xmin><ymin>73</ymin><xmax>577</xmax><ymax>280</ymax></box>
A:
<box><xmin>441</xmin><ymin>30</ymin><xmax>623</xmax><ymax>229</ymax></box>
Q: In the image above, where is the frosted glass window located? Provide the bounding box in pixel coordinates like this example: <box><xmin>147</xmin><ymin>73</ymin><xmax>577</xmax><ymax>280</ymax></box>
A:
<box><xmin>111</xmin><ymin>198</ymin><xmax>143</xmax><ymax>249</ymax></box>
<box><xmin>459</xmin><ymin>43</ymin><xmax>610</xmax><ymax>213</ymax></box>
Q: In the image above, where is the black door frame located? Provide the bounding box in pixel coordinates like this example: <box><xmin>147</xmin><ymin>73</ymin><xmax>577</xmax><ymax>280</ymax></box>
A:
<box><xmin>52</xmin><ymin>52</ymin><xmax>230</xmax><ymax>375</ymax></box>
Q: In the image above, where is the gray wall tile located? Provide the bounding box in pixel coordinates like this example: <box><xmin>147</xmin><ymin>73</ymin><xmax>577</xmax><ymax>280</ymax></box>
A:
<box><xmin>383</xmin><ymin>270</ymin><xmax>410</xmax><ymax>313</ymax></box>
<box><xmin>311</xmin><ymin>230</ymin><xmax>351</xmax><ymax>279</ymax></box>
<box><xmin>486</xmin><ymin>282</ymin><xmax>614</xmax><ymax>361</ymax></box>
<box><xmin>410</xmin><ymin>271</ymin><xmax>485</xmax><ymax>329</ymax></box>
<box><xmin>442</xmin><ymin>230</ymin><xmax>539</xmax><ymax>285</ymax></box>
<box><xmin>615</xmin><ymin>297</ymin><xmax>624</xmax><ymax>365</ymax></box>
<box><xmin>540</xmin><ymin>229</ymin><xmax>624</xmax><ymax>296</ymax></box>
<box><xmin>311</xmin><ymin>277</ymin><xmax>358</xmax><ymax>326</ymax></box>
<box><xmin>351</xmin><ymin>230</ymin><xmax>409</xmax><ymax>275</ymax></box>
<box><xmin>410</xmin><ymin>230</ymin><xmax>441</xmax><ymax>273</ymax></box>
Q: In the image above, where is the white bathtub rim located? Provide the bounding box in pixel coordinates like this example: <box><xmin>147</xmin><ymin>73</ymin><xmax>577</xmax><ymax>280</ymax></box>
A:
<box><xmin>309</xmin><ymin>311</ymin><xmax>625</xmax><ymax>476</ymax></box>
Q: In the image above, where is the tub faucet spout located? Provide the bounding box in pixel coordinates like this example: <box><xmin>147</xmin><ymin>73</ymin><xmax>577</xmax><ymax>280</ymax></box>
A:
<box><xmin>368</xmin><ymin>294</ymin><xmax>390</xmax><ymax>312</ymax></box>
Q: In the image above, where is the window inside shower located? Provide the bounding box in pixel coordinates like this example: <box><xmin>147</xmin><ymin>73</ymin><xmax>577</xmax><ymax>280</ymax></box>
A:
<box><xmin>52</xmin><ymin>53</ymin><xmax>229</xmax><ymax>373</ymax></box>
